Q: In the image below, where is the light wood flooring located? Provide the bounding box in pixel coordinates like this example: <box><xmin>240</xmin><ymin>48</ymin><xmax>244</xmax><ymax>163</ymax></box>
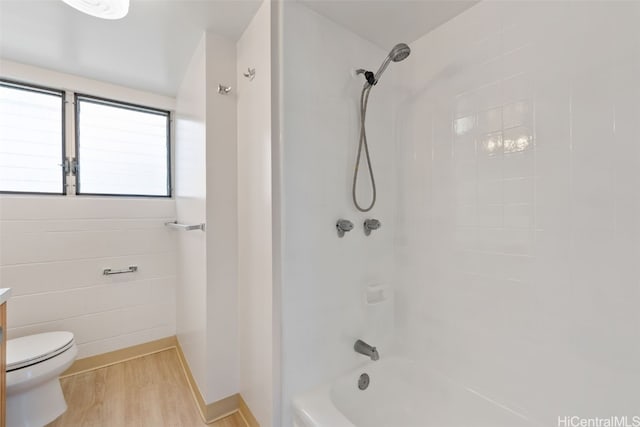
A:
<box><xmin>47</xmin><ymin>349</ymin><xmax>246</xmax><ymax>427</ymax></box>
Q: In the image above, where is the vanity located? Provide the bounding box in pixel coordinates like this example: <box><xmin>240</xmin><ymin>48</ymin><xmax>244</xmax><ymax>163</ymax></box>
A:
<box><xmin>0</xmin><ymin>288</ymin><xmax>11</xmax><ymax>427</ymax></box>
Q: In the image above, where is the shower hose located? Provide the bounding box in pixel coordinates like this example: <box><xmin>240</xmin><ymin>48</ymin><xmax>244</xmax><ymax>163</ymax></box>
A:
<box><xmin>352</xmin><ymin>84</ymin><xmax>376</xmax><ymax>212</ymax></box>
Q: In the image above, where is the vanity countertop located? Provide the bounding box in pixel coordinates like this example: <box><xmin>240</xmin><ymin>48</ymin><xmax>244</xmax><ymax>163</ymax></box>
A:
<box><xmin>0</xmin><ymin>289</ymin><xmax>10</xmax><ymax>306</ymax></box>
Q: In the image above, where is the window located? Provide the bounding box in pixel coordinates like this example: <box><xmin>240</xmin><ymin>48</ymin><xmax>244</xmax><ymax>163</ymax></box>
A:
<box><xmin>0</xmin><ymin>81</ymin><xmax>171</xmax><ymax>197</ymax></box>
<box><xmin>0</xmin><ymin>80</ymin><xmax>65</xmax><ymax>194</ymax></box>
<box><xmin>75</xmin><ymin>95</ymin><xmax>170</xmax><ymax>197</ymax></box>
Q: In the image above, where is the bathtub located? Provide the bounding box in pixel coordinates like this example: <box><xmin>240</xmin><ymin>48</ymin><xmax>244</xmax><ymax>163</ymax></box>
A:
<box><xmin>293</xmin><ymin>357</ymin><xmax>536</xmax><ymax>427</ymax></box>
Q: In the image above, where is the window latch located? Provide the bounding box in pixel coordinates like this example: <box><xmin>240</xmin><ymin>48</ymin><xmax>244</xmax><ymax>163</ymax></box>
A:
<box><xmin>62</xmin><ymin>158</ymin><xmax>78</xmax><ymax>176</ymax></box>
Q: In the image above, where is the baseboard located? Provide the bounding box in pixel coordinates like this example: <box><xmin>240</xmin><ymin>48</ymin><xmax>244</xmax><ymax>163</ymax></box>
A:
<box><xmin>206</xmin><ymin>394</ymin><xmax>241</xmax><ymax>424</ymax></box>
<box><xmin>239</xmin><ymin>395</ymin><xmax>260</xmax><ymax>427</ymax></box>
<box><xmin>175</xmin><ymin>340</ymin><xmax>259</xmax><ymax>425</ymax></box>
<box><xmin>174</xmin><ymin>340</ymin><xmax>206</xmax><ymax>417</ymax></box>
<box><xmin>60</xmin><ymin>335</ymin><xmax>178</xmax><ymax>378</ymax></box>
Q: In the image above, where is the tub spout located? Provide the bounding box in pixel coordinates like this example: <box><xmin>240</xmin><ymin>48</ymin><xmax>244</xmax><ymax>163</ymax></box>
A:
<box><xmin>354</xmin><ymin>339</ymin><xmax>379</xmax><ymax>361</ymax></box>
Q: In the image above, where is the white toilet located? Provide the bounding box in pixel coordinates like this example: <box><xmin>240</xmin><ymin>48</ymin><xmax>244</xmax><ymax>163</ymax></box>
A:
<box><xmin>6</xmin><ymin>331</ymin><xmax>78</xmax><ymax>427</ymax></box>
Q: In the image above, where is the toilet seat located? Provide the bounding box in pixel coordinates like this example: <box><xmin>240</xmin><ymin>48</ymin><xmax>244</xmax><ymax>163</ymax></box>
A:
<box><xmin>7</xmin><ymin>331</ymin><xmax>75</xmax><ymax>372</ymax></box>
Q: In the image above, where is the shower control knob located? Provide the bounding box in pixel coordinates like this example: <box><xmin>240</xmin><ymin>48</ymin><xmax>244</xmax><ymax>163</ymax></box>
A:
<box><xmin>336</xmin><ymin>219</ymin><xmax>354</xmax><ymax>238</ymax></box>
<box><xmin>364</xmin><ymin>219</ymin><xmax>381</xmax><ymax>236</ymax></box>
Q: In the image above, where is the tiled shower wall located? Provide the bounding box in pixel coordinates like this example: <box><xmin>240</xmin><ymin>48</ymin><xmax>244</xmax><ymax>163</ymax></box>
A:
<box><xmin>280</xmin><ymin>3</ymin><xmax>397</xmax><ymax>425</ymax></box>
<box><xmin>394</xmin><ymin>2</ymin><xmax>639</xmax><ymax>424</ymax></box>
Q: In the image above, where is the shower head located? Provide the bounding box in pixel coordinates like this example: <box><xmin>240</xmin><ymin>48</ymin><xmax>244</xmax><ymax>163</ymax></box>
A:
<box><xmin>390</xmin><ymin>43</ymin><xmax>411</xmax><ymax>62</ymax></box>
<box><xmin>363</xmin><ymin>43</ymin><xmax>411</xmax><ymax>87</ymax></box>
<box><xmin>352</xmin><ymin>43</ymin><xmax>411</xmax><ymax>212</ymax></box>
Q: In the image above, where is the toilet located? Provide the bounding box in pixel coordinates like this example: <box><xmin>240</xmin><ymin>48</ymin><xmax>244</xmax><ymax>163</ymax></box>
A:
<box><xmin>6</xmin><ymin>331</ymin><xmax>78</xmax><ymax>427</ymax></box>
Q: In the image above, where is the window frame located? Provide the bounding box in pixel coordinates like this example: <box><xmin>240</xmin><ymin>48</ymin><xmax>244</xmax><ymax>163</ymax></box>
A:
<box><xmin>0</xmin><ymin>78</ymin><xmax>67</xmax><ymax>196</ymax></box>
<box><xmin>74</xmin><ymin>93</ymin><xmax>172</xmax><ymax>198</ymax></box>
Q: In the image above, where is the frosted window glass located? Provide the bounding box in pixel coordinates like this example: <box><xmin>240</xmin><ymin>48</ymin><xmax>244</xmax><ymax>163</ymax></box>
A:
<box><xmin>76</xmin><ymin>97</ymin><xmax>170</xmax><ymax>196</ymax></box>
<box><xmin>0</xmin><ymin>82</ymin><xmax>64</xmax><ymax>193</ymax></box>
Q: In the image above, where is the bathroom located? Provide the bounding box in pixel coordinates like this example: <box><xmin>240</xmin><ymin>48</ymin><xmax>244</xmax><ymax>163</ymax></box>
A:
<box><xmin>0</xmin><ymin>0</ymin><xmax>638</xmax><ymax>426</ymax></box>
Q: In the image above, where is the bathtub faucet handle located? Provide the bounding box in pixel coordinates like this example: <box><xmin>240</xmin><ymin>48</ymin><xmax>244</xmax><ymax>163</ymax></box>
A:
<box><xmin>336</xmin><ymin>219</ymin><xmax>354</xmax><ymax>237</ymax></box>
<box><xmin>354</xmin><ymin>339</ymin><xmax>379</xmax><ymax>361</ymax></box>
<box><xmin>364</xmin><ymin>218</ymin><xmax>381</xmax><ymax>236</ymax></box>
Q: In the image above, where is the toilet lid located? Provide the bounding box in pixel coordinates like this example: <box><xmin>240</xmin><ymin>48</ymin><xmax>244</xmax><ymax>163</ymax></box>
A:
<box><xmin>7</xmin><ymin>331</ymin><xmax>75</xmax><ymax>371</ymax></box>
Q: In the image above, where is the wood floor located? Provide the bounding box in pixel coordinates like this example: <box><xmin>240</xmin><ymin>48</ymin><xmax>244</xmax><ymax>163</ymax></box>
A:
<box><xmin>47</xmin><ymin>349</ymin><xmax>246</xmax><ymax>427</ymax></box>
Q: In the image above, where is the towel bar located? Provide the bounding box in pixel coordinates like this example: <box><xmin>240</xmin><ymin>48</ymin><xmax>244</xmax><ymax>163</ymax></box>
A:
<box><xmin>164</xmin><ymin>221</ymin><xmax>206</xmax><ymax>231</ymax></box>
<box><xmin>103</xmin><ymin>266</ymin><xmax>138</xmax><ymax>276</ymax></box>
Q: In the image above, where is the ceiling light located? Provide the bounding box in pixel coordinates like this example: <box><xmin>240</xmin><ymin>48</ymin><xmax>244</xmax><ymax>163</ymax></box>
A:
<box><xmin>61</xmin><ymin>0</ymin><xmax>129</xmax><ymax>20</ymax></box>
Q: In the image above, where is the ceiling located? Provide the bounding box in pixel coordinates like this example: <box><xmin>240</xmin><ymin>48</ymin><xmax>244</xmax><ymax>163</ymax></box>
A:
<box><xmin>0</xmin><ymin>0</ymin><xmax>262</xmax><ymax>96</ymax></box>
<box><xmin>0</xmin><ymin>0</ymin><xmax>475</xmax><ymax>97</ymax></box>
<box><xmin>301</xmin><ymin>0</ymin><xmax>477</xmax><ymax>50</ymax></box>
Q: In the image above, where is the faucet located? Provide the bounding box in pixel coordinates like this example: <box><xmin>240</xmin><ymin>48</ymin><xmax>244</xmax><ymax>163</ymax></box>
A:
<box><xmin>354</xmin><ymin>339</ymin><xmax>379</xmax><ymax>361</ymax></box>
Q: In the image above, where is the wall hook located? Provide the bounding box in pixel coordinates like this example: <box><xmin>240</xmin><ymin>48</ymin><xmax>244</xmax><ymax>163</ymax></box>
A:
<box><xmin>218</xmin><ymin>84</ymin><xmax>232</xmax><ymax>95</ymax></box>
<box><xmin>243</xmin><ymin>68</ymin><xmax>256</xmax><ymax>81</ymax></box>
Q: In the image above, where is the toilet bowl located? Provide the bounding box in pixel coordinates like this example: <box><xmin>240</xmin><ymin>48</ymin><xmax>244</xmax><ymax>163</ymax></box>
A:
<box><xmin>6</xmin><ymin>331</ymin><xmax>78</xmax><ymax>427</ymax></box>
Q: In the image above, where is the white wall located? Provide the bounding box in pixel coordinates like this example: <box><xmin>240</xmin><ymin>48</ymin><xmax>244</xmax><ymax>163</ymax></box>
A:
<box><xmin>279</xmin><ymin>3</ymin><xmax>399</xmax><ymax>425</ymax></box>
<box><xmin>0</xmin><ymin>62</ymin><xmax>177</xmax><ymax>358</ymax></box>
<box><xmin>269</xmin><ymin>1</ymin><xmax>283</xmax><ymax>424</ymax></box>
<box><xmin>0</xmin><ymin>60</ymin><xmax>175</xmax><ymax>111</ymax></box>
<box><xmin>204</xmin><ymin>32</ymin><xmax>239</xmax><ymax>403</ymax></box>
<box><xmin>394</xmin><ymin>1</ymin><xmax>640</xmax><ymax>424</ymax></box>
<box><xmin>237</xmin><ymin>0</ymin><xmax>273</xmax><ymax>425</ymax></box>
<box><xmin>175</xmin><ymin>32</ymin><xmax>240</xmax><ymax>405</ymax></box>
<box><xmin>175</xmin><ymin>35</ymin><xmax>209</xmax><ymax>395</ymax></box>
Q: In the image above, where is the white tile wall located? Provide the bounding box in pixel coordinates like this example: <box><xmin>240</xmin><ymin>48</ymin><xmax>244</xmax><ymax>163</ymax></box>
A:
<box><xmin>0</xmin><ymin>196</ymin><xmax>177</xmax><ymax>358</ymax></box>
<box><xmin>280</xmin><ymin>3</ymin><xmax>401</xmax><ymax>425</ymax></box>
<box><xmin>395</xmin><ymin>1</ymin><xmax>640</xmax><ymax>424</ymax></box>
